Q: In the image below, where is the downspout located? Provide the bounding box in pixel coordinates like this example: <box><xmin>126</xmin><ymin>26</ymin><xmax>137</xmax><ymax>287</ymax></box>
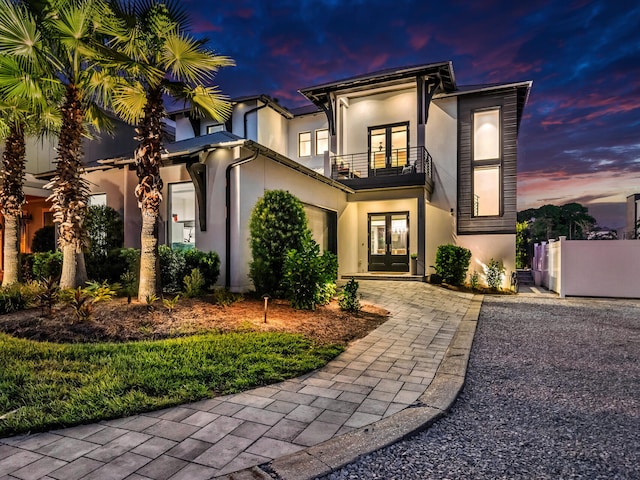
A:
<box><xmin>225</xmin><ymin>149</ymin><xmax>260</xmax><ymax>289</ymax></box>
<box><xmin>243</xmin><ymin>96</ymin><xmax>270</xmax><ymax>139</ymax></box>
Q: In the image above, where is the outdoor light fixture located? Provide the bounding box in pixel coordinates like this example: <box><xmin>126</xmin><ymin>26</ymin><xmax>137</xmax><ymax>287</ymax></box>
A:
<box><xmin>262</xmin><ymin>294</ymin><xmax>271</xmax><ymax>324</ymax></box>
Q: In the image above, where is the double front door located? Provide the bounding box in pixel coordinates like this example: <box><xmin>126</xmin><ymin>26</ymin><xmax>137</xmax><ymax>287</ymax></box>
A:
<box><xmin>369</xmin><ymin>123</ymin><xmax>409</xmax><ymax>175</ymax></box>
<box><xmin>368</xmin><ymin>212</ymin><xmax>409</xmax><ymax>272</ymax></box>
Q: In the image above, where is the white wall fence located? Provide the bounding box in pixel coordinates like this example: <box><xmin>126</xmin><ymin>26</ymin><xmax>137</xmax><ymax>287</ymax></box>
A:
<box><xmin>532</xmin><ymin>237</ymin><xmax>640</xmax><ymax>298</ymax></box>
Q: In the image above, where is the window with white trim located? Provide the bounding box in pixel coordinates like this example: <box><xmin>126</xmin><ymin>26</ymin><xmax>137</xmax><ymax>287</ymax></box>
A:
<box><xmin>88</xmin><ymin>193</ymin><xmax>107</xmax><ymax>207</ymax></box>
<box><xmin>315</xmin><ymin>129</ymin><xmax>328</xmax><ymax>155</ymax></box>
<box><xmin>168</xmin><ymin>183</ymin><xmax>195</xmax><ymax>249</ymax></box>
<box><xmin>298</xmin><ymin>131</ymin><xmax>311</xmax><ymax>157</ymax></box>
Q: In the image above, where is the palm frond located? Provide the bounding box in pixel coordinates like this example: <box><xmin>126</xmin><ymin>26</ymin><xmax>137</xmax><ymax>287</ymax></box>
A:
<box><xmin>162</xmin><ymin>34</ymin><xmax>235</xmax><ymax>84</ymax></box>
<box><xmin>0</xmin><ymin>0</ymin><xmax>42</xmax><ymax>59</ymax></box>
<box><xmin>84</xmin><ymin>102</ymin><xmax>114</xmax><ymax>135</ymax></box>
<box><xmin>112</xmin><ymin>82</ymin><xmax>147</xmax><ymax>125</ymax></box>
<box><xmin>181</xmin><ymin>84</ymin><xmax>232</xmax><ymax>123</ymax></box>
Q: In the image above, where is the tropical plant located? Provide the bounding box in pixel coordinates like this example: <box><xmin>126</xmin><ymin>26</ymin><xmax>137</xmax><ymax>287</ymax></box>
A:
<box><xmin>249</xmin><ymin>190</ymin><xmax>311</xmax><ymax>296</ymax></box>
<box><xmin>485</xmin><ymin>259</ymin><xmax>505</xmax><ymax>290</ymax></box>
<box><xmin>469</xmin><ymin>270</ymin><xmax>480</xmax><ymax>290</ymax></box>
<box><xmin>435</xmin><ymin>244</ymin><xmax>472</xmax><ymax>286</ymax></box>
<box><xmin>104</xmin><ymin>0</ymin><xmax>234</xmax><ymax>301</ymax></box>
<box><xmin>85</xmin><ymin>205</ymin><xmax>124</xmax><ymax>257</ymax></box>
<box><xmin>162</xmin><ymin>293</ymin><xmax>179</xmax><ymax>314</ymax></box>
<box><xmin>0</xmin><ymin>0</ymin><xmax>61</xmax><ymax>286</ymax></box>
<box><xmin>339</xmin><ymin>277</ymin><xmax>361</xmax><ymax>313</ymax></box>
<box><xmin>183</xmin><ymin>268</ymin><xmax>204</xmax><ymax>298</ymax></box>
<box><xmin>28</xmin><ymin>0</ymin><xmax>125</xmax><ymax>289</ymax></box>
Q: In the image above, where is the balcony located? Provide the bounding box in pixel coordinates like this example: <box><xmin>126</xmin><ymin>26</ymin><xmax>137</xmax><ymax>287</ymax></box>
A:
<box><xmin>330</xmin><ymin>146</ymin><xmax>432</xmax><ymax>190</ymax></box>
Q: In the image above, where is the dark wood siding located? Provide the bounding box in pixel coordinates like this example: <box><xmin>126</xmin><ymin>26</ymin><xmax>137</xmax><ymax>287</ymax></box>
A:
<box><xmin>457</xmin><ymin>90</ymin><xmax>518</xmax><ymax>235</ymax></box>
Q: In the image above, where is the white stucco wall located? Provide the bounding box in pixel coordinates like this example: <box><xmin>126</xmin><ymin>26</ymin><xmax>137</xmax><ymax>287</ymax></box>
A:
<box><xmin>174</xmin><ymin>116</ymin><xmax>195</xmax><ymax>141</ymax></box>
<box><xmin>425</xmin><ymin>203</ymin><xmax>456</xmax><ymax>272</ymax></box>
<box><xmin>228</xmin><ymin>155</ymin><xmax>349</xmax><ymax>291</ymax></box>
<box><xmin>427</xmin><ymin>97</ymin><xmax>458</xmax><ymax>212</ymax></box>
<box><xmin>339</xmin><ymin>86</ymin><xmax>416</xmax><ymax>156</ymax></box>
<box><xmin>257</xmin><ymin>106</ymin><xmax>289</xmax><ymax>156</ymax></box>
<box><xmin>232</xmin><ymin>99</ymin><xmax>259</xmax><ymax>140</ymax></box>
<box><xmin>288</xmin><ymin>113</ymin><xmax>329</xmax><ymax>173</ymax></box>
<box><xmin>456</xmin><ymin>234</ymin><xmax>515</xmax><ymax>289</ymax></box>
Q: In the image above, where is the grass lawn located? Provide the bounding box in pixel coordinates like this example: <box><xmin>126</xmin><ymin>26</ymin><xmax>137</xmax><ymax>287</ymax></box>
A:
<box><xmin>0</xmin><ymin>331</ymin><xmax>342</xmax><ymax>437</ymax></box>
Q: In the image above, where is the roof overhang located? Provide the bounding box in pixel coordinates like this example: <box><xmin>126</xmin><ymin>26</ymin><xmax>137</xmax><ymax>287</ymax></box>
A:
<box><xmin>299</xmin><ymin>61</ymin><xmax>456</xmax><ymax>103</ymax></box>
<box><xmin>436</xmin><ymin>80</ymin><xmax>533</xmax><ymax>130</ymax></box>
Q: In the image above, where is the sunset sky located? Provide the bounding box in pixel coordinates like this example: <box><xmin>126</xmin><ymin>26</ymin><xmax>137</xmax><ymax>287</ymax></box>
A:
<box><xmin>186</xmin><ymin>0</ymin><xmax>639</xmax><ymax>228</ymax></box>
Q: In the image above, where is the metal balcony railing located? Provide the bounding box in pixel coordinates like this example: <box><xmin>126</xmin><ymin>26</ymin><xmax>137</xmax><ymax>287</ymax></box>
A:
<box><xmin>330</xmin><ymin>146</ymin><xmax>432</xmax><ymax>181</ymax></box>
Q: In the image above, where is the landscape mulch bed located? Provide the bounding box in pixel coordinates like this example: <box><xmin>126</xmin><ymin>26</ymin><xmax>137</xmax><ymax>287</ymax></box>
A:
<box><xmin>0</xmin><ymin>296</ymin><xmax>389</xmax><ymax>345</ymax></box>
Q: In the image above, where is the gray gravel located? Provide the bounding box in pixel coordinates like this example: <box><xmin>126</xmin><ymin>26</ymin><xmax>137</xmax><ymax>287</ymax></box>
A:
<box><xmin>323</xmin><ymin>295</ymin><xmax>640</xmax><ymax>479</ymax></box>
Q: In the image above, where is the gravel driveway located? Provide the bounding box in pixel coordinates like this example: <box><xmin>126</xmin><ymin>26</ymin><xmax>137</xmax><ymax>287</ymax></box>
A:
<box><xmin>324</xmin><ymin>295</ymin><xmax>640</xmax><ymax>479</ymax></box>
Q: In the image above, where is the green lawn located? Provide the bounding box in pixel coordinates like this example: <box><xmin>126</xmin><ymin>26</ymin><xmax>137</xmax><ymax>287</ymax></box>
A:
<box><xmin>0</xmin><ymin>332</ymin><xmax>342</xmax><ymax>437</ymax></box>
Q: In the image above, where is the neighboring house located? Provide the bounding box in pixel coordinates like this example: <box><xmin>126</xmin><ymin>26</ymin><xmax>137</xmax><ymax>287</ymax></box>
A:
<box><xmin>4</xmin><ymin>61</ymin><xmax>532</xmax><ymax>290</ymax></box>
<box><xmin>624</xmin><ymin>193</ymin><xmax>640</xmax><ymax>239</ymax></box>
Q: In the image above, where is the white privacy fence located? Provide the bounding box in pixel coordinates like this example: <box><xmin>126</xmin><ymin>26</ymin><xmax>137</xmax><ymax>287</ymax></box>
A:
<box><xmin>532</xmin><ymin>237</ymin><xmax>640</xmax><ymax>298</ymax></box>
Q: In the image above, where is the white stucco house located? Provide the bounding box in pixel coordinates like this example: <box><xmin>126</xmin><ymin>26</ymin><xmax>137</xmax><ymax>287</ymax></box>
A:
<box><xmin>14</xmin><ymin>61</ymin><xmax>532</xmax><ymax>291</ymax></box>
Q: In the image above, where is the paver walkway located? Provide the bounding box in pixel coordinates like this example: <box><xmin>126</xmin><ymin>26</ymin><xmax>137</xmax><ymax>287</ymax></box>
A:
<box><xmin>0</xmin><ymin>281</ymin><xmax>475</xmax><ymax>480</ymax></box>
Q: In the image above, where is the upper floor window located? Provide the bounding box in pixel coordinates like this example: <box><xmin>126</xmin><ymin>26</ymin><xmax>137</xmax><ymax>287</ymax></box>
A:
<box><xmin>206</xmin><ymin>124</ymin><xmax>224</xmax><ymax>134</ymax></box>
<box><xmin>473</xmin><ymin>108</ymin><xmax>501</xmax><ymax>216</ymax></box>
<box><xmin>299</xmin><ymin>132</ymin><xmax>311</xmax><ymax>157</ymax></box>
<box><xmin>88</xmin><ymin>193</ymin><xmax>107</xmax><ymax>207</ymax></box>
<box><xmin>315</xmin><ymin>129</ymin><xmax>328</xmax><ymax>155</ymax></box>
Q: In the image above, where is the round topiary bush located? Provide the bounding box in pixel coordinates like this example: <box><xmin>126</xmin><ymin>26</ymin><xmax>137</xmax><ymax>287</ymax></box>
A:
<box><xmin>249</xmin><ymin>190</ymin><xmax>310</xmax><ymax>296</ymax></box>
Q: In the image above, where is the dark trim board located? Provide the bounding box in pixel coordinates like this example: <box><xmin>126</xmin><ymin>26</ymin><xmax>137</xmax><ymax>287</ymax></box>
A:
<box><xmin>457</xmin><ymin>89</ymin><xmax>518</xmax><ymax>235</ymax></box>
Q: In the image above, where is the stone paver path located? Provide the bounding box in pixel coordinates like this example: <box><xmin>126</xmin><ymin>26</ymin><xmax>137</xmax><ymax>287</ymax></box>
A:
<box><xmin>0</xmin><ymin>281</ymin><xmax>475</xmax><ymax>479</ymax></box>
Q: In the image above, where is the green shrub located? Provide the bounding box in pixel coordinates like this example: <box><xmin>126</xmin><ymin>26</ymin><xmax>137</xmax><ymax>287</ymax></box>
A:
<box><xmin>282</xmin><ymin>237</ymin><xmax>338</xmax><ymax>310</ymax></box>
<box><xmin>249</xmin><ymin>190</ymin><xmax>310</xmax><ymax>296</ymax></box>
<box><xmin>31</xmin><ymin>225</ymin><xmax>56</xmax><ymax>253</ymax></box>
<box><xmin>435</xmin><ymin>244</ymin><xmax>472</xmax><ymax>286</ymax></box>
<box><xmin>159</xmin><ymin>246</ymin><xmax>220</xmax><ymax>293</ymax></box>
<box><xmin>339</xmin><ymin>278</ymin><xmax>361</xmax><ymax>312</ymax></box>
<box><xmin>212</xmin><ymin>288</ymin><xmax>243</xmax><ymax>306</ymax></box>
<box><xmin>32</xmin><ymin>251</ymin><xmax>63</xmax><ymax>279</ymax></box>
<box><xmin>159</xmin><ymin>245</ymin><xmax>186</xmax><ymax>293</ymax></box>
<box><xmin>85</xmin><ymin>205</ymin><xmax>124</xmax><ymax>257</ymax></box>
<box><xmin>87</xmin><ymin>247</ymin><xmax>140</xmax><ymax>284</ymax></box>
<box><xmin>182</xmin><ymin>249</ymin><xmax>220</xmax><ymax>288</ymax></box>
<box><xmin>0</xmin><ymin>282</ymin><xmax>43</xmax><ymax>315</ymax></box>
<box><xmin>469</xmin><ymin>270</ymin><xmax>480</xmax><ymax>290</ymax></box>
<box><xmin>485</xmin><ymin>259</ymin><xmax>505</xmax><ymax>290</ymax></box>
<box><xmin>183</xmin><ymin>268</ymin><xmax>205</xmax><ymax>298</ymax></box>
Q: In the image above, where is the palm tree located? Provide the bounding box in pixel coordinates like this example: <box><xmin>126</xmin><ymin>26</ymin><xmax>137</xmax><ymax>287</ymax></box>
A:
<box><xmin>0</xmin><ymin>0</ymin><xmax>61</xmax><ymax>286</ymax></box>
<box><xmin>31</xmin><ymin>0</ymin><xmax>122</xmax><ymax>288</ymax></box>
<box><xmin>106</xmin><ymin>0</ymin><xmax>233</xmax><ymax>301</ymax></box>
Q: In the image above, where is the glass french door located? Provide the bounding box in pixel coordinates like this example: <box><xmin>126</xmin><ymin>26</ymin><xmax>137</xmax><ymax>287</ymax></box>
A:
<box><xmin>368</xmin><ymin>212</ymin><xmax>409</xmax><ymax>272</ymax></box>
<box><xmin>369</xmin><ymin>123</ymin><xmax>409</xmax><ymax>175</ymax></box>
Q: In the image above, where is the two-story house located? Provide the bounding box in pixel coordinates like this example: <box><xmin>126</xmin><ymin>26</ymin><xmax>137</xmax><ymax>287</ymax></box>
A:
<box><xmin>10</xmin><ymin>60</ymin><xmax>531</xmax><ymax>291</ymax></box>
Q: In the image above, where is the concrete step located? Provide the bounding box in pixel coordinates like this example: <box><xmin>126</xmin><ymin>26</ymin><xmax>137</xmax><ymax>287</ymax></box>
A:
<box><xmin>516</xmin><ymin>269</ymin><xmax>534</xmax><ymax>285</ymax></box>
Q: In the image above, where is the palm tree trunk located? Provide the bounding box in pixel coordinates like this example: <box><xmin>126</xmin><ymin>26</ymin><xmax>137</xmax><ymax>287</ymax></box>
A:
<box><xmin>135</xmin><ymin>86</ymin><xmax>164</xmax><ymax>301</ymax></box>
<box><xmin>48</xmin><ymin>84</ymin><xmax>88</xmax><ymax>289</ymax></box>
<box><xmin>0</xmin><ymin>122</ymin><xmax>26</xmax><ymax>287</ymax></box>
<box><xmin>2</xmin><ymin>214</ymin><xmax>20</xmax><ymax>287</ymax></box>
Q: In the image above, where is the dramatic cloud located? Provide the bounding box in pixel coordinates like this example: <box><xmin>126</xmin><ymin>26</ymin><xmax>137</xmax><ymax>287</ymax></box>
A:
<box><xmin>187</xmin><ymin>0</ymin><xmax>639</xmax><ymax>227</ymax></box>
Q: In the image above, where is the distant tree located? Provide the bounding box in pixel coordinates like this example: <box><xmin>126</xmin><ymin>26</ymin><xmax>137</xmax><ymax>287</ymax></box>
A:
<box><xmin>515</xmin><ymin>221</ymin><xmax>529</xmax><ymax>268</ymax></box>
<box><xmin>518</xmin><ymin>203</ymin><xmax>595</xmax><ymax>243</ymax></box>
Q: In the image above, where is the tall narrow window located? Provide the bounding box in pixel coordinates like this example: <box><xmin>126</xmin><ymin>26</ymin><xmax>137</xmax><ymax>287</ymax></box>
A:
<box><xmin>169</xmin><ymin>182</ymin><xmax>195</xmax><ymax>249</ymax></box>
<box><xmin>88</xmin><ymin>193</ymin><xmax>107</xmax><ymax>207</ymax></box>
<box><xmin>473</xmin><ymin>109</ymin><xmax>500</xmax><ymax>216</ymax></box>
<box><xmin>315</xmin><ymin>129</ymin><xmax>328</xmax><ymax>155</ymax></box>
<box><xmin>299</xmin><ymin>132</ymin><xmax>311</xmax><ymax>157</ymax></box>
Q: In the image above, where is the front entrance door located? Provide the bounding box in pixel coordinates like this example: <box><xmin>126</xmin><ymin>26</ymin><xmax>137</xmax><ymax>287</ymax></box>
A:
<box><xmin>369</xmin><ymin>123</ymin><xmax>409</xmax><ymax>176</ymax></box>
<box><xmin>368</xmin><ymin>212</ymin><xmax>409</xmax><ymax>272</ymax></box>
